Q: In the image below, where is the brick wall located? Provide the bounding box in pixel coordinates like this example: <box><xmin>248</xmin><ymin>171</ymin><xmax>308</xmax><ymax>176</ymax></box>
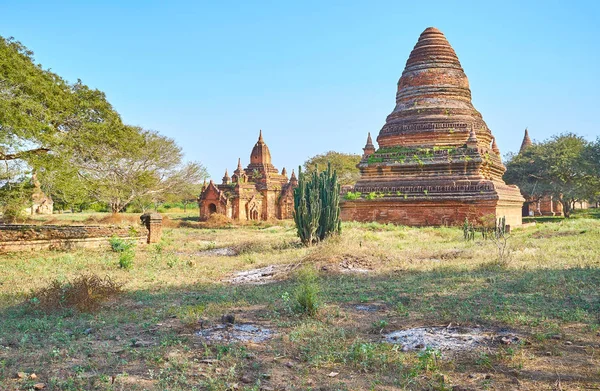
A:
<box><xmin>0</xmin><ymin>224</ymin><xmax>149</xmax><ymax>252</ymax></box>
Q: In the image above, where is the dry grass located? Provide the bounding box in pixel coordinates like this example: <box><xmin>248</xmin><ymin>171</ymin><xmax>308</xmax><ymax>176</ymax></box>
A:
<box><xmin>28</xmin><ymin>274</ymin><xmax>122</xmax><ymax>313</ymax></box>
<box><xmin>0</xmin><ymin>212</ymin><xmax>599</xmax><ymax>390</ymax></box>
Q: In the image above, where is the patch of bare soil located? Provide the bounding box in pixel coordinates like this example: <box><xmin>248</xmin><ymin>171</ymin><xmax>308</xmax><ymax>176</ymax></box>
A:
<box><xmin>196</xmin><ymin>323</ymin><xmax>274</xmax><ymax>343</ymax></box>
<box><xmin>384</xmin><ymin>326</ymin><xmax>522</xmax><ymax>353</ymax></box>
<box><xmin>224</xmin><ymin>263</ymin><xmax>299</xmax><ymax>285</ymax></box>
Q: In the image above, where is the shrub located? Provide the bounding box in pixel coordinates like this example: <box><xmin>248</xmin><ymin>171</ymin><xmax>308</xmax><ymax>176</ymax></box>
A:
<box><xmin>118</xmin><ymin>250</ymin><xmax>135</xmax><ymax>270</ymax></box>
<box><xmin>109</xmin><ymin>236</ymin><xmax>135</xmax><ymax>253</ymax></box>
<box><xmin>293</xmin><ymin>267</ymin><xmax>321</xmax><ymax>316</ymax></box>
<box><xmin>29</xmin><ymin>274</ymin><xmax>122</xmax><ymax>313</ymax></box>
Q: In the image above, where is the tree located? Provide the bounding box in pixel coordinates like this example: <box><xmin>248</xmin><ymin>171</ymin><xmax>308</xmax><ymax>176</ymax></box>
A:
<box><xmin>504</xmin><ymin>133</ymin><xmax>595</xmax><ymax>217</ymax></box>
<box><xmin>73</xmin><ymin>127</ymin><xmax>207</xmax><ymax>213</ymax></box>
<box><xmin>303</xmin><ymin>151</ymin><xmax>361</xmax><ymax>186</ymax></box>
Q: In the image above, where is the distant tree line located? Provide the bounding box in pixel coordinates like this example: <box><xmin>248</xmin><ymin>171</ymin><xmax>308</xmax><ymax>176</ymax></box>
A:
<box><xmin>504</xmin><ymin>133</ymin><xmax>600</xmax><ymax>217</ymax></box>
<box><xmin>0</xmin><ymin>36</ymin><xmax>208</xmax><ymax>220</ymax></box>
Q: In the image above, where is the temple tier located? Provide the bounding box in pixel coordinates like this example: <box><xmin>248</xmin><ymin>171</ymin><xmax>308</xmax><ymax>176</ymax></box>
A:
<box><xmin>340</xmin><ymin>27</ymin><xmax>524</xmax><ymax>227</ymax></box>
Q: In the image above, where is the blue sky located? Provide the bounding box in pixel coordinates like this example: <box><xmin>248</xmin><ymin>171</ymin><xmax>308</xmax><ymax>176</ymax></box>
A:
<box><xmin>2</xmin><ymin>1</ymin><xmax>599</xmax><ymax>178</ymax></box>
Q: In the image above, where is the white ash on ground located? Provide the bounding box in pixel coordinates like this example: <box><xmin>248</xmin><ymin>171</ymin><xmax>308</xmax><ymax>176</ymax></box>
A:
<box><xmin>383</xmin><ymin>326</ymin><xmax>522</xmax><ymax>352</ymax></box>
<box><xmin>196</xmin><ymin>323</ymin><xmax>274</xmax><ymax>343</ymax></box>
<box><xmin>223</xmin><ymin>264</ymin><xmax>298</xmax><ymax>285</ymax></box>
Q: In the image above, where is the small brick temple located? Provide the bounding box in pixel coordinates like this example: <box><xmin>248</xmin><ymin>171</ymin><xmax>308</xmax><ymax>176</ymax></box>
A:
<box><xmin>340</xmin><ymin>27</ymin><xmax>524</xmax><ymax>227</ymax></box>
<box><xmin>198</xmin><ymin>131</ymin><xmax>297</xmax><ymax>221</ymax></box>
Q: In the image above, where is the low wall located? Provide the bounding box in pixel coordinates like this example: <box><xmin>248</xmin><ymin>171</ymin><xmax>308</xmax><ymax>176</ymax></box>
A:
<box><xmin>0</xmin><ymin>213</ymin><xmax>163</xmax><ymax>252</ymax></box>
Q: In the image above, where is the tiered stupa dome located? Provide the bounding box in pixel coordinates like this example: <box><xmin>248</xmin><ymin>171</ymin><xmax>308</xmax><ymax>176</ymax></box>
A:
<box><xmin>340</xmin><ymin>27</ymin><xmax>524</xmax><ymax>227</ymax></box>
<box><xmin>378</xmin><ymin>27</ymin><xmax>492</xmax><ymax>149</ymax></box>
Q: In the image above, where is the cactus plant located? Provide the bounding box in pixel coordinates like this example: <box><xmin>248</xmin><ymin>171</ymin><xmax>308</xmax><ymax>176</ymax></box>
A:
<box><xmin>293</xmin><ymin>163</ymin><xmax>342</xmax><ymax>246</ymax></box>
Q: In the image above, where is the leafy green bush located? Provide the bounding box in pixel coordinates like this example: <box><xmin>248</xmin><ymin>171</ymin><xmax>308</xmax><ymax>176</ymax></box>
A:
<box><xmin>109</xmin><ymin>236</ymin><xmax>135</xmax><ymax>253</ymax></box>
<box><xmin>293</xmin><ymin>267</ymin><xmax>321</xmax><ymax>316</ymax></box>
<box><xmin>118</xmin><ymin>250</ymin><xmax>134</xmax><ymax>270</ymax></box>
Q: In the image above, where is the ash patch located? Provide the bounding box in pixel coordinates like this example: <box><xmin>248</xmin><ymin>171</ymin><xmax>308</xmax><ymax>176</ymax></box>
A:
<box><xmin>224</xmin><ymin>264</ymin><xmax>297</xmax><ymax>285</ymax></box>
<box><xmin>196</xmin><ymin>324</ymin><xmax>273</xmax><ymax>343</ymax></box>
<box><xmin>354</xmin><ymin>304</ymin><xmax>384</xmax><ymax>312</ymax></box>
<box><xmin>198</xmin><ymin>247</ymin><xmax>237</xmax><ymax>257</ymax></box>
<box><xmin>384</xmin><ymin>326</ymin><xmax>521</xmax><ymax>352</ymax></box>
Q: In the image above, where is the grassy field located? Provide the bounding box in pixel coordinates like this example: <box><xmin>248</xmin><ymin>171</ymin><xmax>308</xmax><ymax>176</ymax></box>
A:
<box><xmin>1</xmin><ymin>213</ymin><xmax>599</xmax><ymax>390</ymax></box>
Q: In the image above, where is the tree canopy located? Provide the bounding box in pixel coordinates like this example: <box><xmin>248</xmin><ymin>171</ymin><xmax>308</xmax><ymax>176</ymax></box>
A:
<box><xmin>504</xmin><ymin>133</ymin><xmax>599</xmax><ymax>217</ymax></box>
<box><xmin>1</xmin><ymin>35</ymin><xmax>207</xmax><ymax>216</ymax></box>
<box><xmin>303</xmin><ymin>151</ymin><xmax>361</xmax><ymax>186</ymax></box>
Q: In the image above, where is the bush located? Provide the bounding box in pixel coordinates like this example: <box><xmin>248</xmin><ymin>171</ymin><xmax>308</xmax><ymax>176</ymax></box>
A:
<box><xmin>118</xmin><ymin>250</ymin><xmax>135</xmax><ymax>270</ymax></box>
<box><xmin>29</xmin><ymin>274</ymin><xmax>122</xmax><ymax>313</ymax></box>
<box><xmin>109</xmin><ymin>236</ymin><xmax>135</xmax><ymax>253</ymax></box>
<box><xmin>293</xmin><ymin>267</ymin><xmax>321</xmax><ymax>316</ymax></box>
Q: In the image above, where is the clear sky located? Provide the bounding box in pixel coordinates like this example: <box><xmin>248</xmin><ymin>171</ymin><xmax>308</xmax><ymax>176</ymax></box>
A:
<box><xmin>2</xmin><ymin>0</ymin><xmax>599</xmax><ymax>179</ymax></box>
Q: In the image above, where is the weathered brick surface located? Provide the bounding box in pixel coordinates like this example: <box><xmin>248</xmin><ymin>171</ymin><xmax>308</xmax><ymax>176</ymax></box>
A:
<box><xmin>342</xmin><ymin>27</ymin><xmax>524</xmax><ymax>226</ymax></box>
<box><xmin>198</xmin><ymin>131</ymin><xmax>297</xmax><ymax>221</ymax></box>
<box><xmin>0</xmin><ymin>224</ymin><xmax>148</xmax><ymax>252</ymax></box>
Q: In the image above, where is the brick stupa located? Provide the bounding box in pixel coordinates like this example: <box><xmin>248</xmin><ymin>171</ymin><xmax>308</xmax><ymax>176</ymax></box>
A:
<box><xmin>340</xmin><ymin>27</ymin><xmax>524</xmax><ymax>227</ymax></box>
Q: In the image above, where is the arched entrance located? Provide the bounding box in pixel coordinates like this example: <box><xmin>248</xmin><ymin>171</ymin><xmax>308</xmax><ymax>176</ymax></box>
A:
<box><xmin>208</xmin><ymin>203</ymin><xmax>217</xmax><ymax>214</ymax></box>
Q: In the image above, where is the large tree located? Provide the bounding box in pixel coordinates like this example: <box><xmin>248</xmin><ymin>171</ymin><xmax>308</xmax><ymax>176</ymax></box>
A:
<box><xmin>303</xmin><ymin>151</ymin><xmax>361</xmax><ymax>186</ymax></box>
<box><xmin>504</xmin><ymin>133</ymin><xmax>596</xmax><ymax>217</ymax></box>
<box><xmin>73</xmin><ymin>127</ymin><xmax>207</xmax><ymax>213</ymax></box>
<box><xmin>1</xmin><ymin>35</ymin><xmax>208</xmax><ymax>215</ymax></box>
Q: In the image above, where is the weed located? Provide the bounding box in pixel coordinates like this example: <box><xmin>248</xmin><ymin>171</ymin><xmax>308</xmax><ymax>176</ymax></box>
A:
<box><xmin>109</xmin><ymin>236</ymin><xmax>135</xmax><ymax>253</ymax></box>
<box><xmin>118</xmin><ymin>250</ymin><xmax>134</xmax><ymax>270</ymax></box>
<box><xmin>293</xmin><ymin>267</ymin><xmax>321</xmax><ymax>317</ymax></box>
<box><xmin>29</xmin><ymin>274</ymin><xmax>122</xmax><ymax>313</ymax></box>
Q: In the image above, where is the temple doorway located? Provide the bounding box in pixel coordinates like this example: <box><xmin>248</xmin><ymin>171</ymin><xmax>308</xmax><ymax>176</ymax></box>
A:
<box><xmin>209</xmin><ymin>203</ymin><xmax>217</xmax><ymax>214</ymax></box>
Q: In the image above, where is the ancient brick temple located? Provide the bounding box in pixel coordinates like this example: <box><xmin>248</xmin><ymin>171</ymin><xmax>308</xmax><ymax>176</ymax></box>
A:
<box><xmin>198</xmin><ymin>131</ymin><xmax>298</xmax><ymax>221</ymax></box>
<box><xmin>340</xmin><ymin>27</ymin><xmax>524</xmax><ymax>227</ymax></box>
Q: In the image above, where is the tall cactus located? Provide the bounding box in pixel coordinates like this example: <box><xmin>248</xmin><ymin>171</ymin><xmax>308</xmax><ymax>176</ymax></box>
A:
<box><xmin>293</xmin><ymin>163</ymin><xmax>342</xmax><ymax>246</ymax></box>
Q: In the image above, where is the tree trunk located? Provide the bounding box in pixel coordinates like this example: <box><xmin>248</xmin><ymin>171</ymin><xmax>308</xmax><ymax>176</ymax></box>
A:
<box><xmin>559</xmin><ymin>198</ymin><xmax>572</xmax><ymax>218</ymax></box>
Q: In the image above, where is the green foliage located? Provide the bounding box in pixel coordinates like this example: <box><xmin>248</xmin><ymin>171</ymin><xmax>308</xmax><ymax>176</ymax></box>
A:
<box><xmin>344</xmin><ymin>191</ymin><xmax>362</xmax><ymax>200</ymax></box>
<box><xmin>118</xmin><ymin>250</ymin><xmax>135</xmax><ymax>270</ymax></box>
<box><xmin>292</xmin><ymin>267</ymin><xmax>321</xmax><ymax>316</ymax></box>
<box><xmin>109</xmin><ymin>236</ymin><xmax>135</xmax><ymax>253</ymax></box>
<box><xmin>505</xmin><ymin>133</ymin><xmax>599</xmax><ymax>217</ymax></box>
<box><xmin>0</xmin><ymin>180</ymin><xmax>33</xmax><ymax>222</ymax></box>
<box><xmin>303</xmin><ymin>151</ymin><xmax>361</xmax><ymax>185</ymax></box>
<box><xmin>293</xmin><ymin>163</ymin><xmax>341</xmax><ymax>246</ymax></box>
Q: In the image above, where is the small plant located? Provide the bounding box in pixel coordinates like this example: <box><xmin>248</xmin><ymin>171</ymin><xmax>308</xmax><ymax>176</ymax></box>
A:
<box><xmin>118</xmin><ymin>250</ymin><xmax>135</xmax><ymax>270</ymax></box>
<box><xmin>109</xmin><ymin>236</ymin><xmax>135</xmax><ymax>253</ymax></box>
<box><xmin>344</xmin><ymin>191</ymin><xmax>362</xmax><ymax>200</ymax></box>
<box><xmin>293</xmin><ymin>267</ymin><xmax>321</xmax><ymax>317</ymax></box>
<box><xmin>28</xmin><ymin>274</ymin><xmax>122</xmax><ymax>313</ymax></box>
<box><xmin>366</xmin><ymin>192</ymin><xmax>377</xmax><ymax>200</ymax></box>
<box><xmin>370</xmin><ymin>319</ymin><xmax>388</xmax><ymax>334</ymax></box>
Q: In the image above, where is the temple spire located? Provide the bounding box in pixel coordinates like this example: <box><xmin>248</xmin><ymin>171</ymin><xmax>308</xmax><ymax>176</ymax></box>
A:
<box><xmin>491</xmin><ymin>137</ymin><xmax>500</xmax><ymax>154</ymax></box>
<box><xmin>222</xmin><ymin>168</ymin><xmax>230</xmax><ymax>185</ymax></box>
<box><xmin>519</xmin><ymin>128</ymin><xmax>532</xmax><ymax>153</ymax></box>
<box><xmin>290</xmin><ymin>169</ymin><xmax>298</xmax><ymax>185</ymax></box>
<box><xmin>466</xmin><ymin>126</ymin><xmax>478</xmax><ymax>148</ymax></box>
<box><xmin>281</xmin><ymin>167</ymin><xmax>287</xmax><ymax>177</ymax></box>
<box><xmin>363</xmin><ymin>132</ymin><xmax>376</xmax><ymax>157</ymax></box>
<box><xmin>258</xmin><ymin>129</ymin><xmax>263</xmax><ymax>142</ymax></box>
